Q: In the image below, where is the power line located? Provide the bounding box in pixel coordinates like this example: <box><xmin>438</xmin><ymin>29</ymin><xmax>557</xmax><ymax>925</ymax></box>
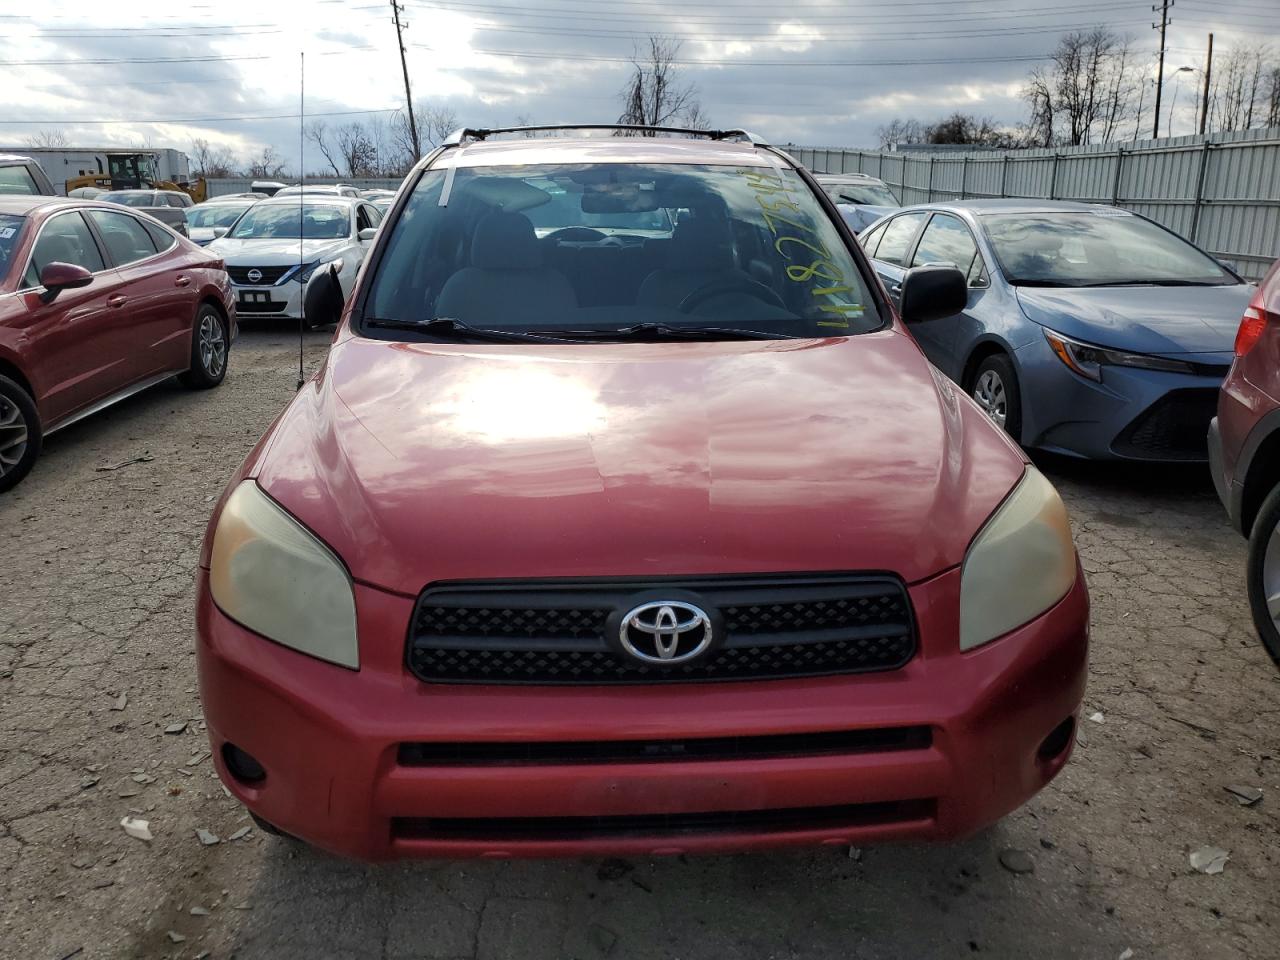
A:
<box><xmin>413</xmin><ymin>44</ymin><xmax>1055</xmax><ymax>66</ymax></box>
<box><xmin>0</xmin><ymin>54</ymin><xmax>270</xmax><ymax>66</ymax></box>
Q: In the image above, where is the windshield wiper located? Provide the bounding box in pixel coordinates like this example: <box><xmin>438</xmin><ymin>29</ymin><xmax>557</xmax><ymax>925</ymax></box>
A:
<box><xmin>546</xmin><ymin>322</ymin><xmax>800</xmax><ymax>341</ymax></box>
<box><xmin>1076</xmin><ymin>279</ymin><xmax>1225</xmax><ymax>287</ymax></box>
<box><xmin>1011</xmin><ymin>279</ymin><xmax>1085</xmax><ymax>288</ymax></box>
<box><xmin>363</xmin><ymin>316</ymin><xmax>584</xmax><ymax>343</ymax></box>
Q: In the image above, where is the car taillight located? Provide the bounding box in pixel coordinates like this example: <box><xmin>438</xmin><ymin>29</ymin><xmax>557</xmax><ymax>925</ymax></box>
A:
<box><xmin>1235</xmin><ymin>301</ymin><xmax>1267</xmax><ymax>357</ymax></box>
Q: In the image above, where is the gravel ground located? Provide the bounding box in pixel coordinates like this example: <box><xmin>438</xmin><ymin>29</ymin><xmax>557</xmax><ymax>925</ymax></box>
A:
<box><xmin>0</xmin><ymin>330</ymin><xmax>1276</xmax><ymax>960</ymax></box>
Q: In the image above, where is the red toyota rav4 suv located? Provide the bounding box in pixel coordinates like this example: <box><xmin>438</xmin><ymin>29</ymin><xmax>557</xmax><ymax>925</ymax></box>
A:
<box><xmin>197</xmin><ymin>126</ymin><xmax>1089</xmax><ymax>860</ymax></box>
<box><xmin>1209</xmin><ymin>257</ymin><xmax>1280</xmax><ymax>664</ymax></box>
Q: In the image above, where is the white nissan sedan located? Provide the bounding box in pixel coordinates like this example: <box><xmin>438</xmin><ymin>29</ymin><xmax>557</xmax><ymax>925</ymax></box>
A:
<box><xmin>207</xmin><ymin>196</ymin><xmax>382</xmax><ymax>326</ymax></box>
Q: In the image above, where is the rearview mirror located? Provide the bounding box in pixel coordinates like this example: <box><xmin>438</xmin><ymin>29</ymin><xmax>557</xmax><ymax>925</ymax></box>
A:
<box><xmin>898</xmin><ymin>264</ymin><xmax>967</xmax><ymax>324</ymax></box>
<box><xmin>358</xmin><ymin>227</ymin><xmax>378</xmax><ymax>241</ymax></box>
<box><xmin>38</xmin><ymin>262</ymin><xmax>93</xmax><ymax>304</ymax></box>
<box><xmin>212</xmin><ymin>227</ymin><xmax>229</xmax><ymax>239</ymax></box>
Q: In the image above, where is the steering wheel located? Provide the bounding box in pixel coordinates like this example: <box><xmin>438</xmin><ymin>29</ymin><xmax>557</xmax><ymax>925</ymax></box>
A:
<box><xmin>544</xmin><ymin>227</ymin><xmax>607</xmax><ymax>243</ymax></box>
<box><xmin>677</xmin><ymin>278</ymin><xmax>787</xmax><ymax>314</ymax></box>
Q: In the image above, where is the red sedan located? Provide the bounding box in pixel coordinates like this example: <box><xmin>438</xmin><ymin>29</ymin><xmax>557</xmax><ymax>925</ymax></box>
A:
<box><xmin>0</xmin><ymin>196</ymin><xmax>234</xmax><ymax>491</ymax></box>
<box><xmin>198</xmin><ymin>125</ymin><xmax>1088</xmax><ymax>860</ymax></box>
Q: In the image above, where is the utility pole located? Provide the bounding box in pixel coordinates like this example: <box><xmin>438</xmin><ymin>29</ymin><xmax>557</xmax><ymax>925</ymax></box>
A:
<box><xmin>1199</xmin><ymin>33</ymin><xmax>1214</xmax><ymax>136</ymax></box>
<box><xmin>391</xmin><ymin>0</ymin><xmax>420</xmax><ymax>161</ymax></box>
<box><xmin>1152</xmin><ymin>0</ymin><xmax>1172</xmax><ymax>139</ymax></box>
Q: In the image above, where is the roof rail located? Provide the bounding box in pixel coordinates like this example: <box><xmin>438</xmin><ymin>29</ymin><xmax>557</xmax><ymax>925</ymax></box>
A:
<box><xmin>442</xmin><ymin>124</ymin><xmax>770</xmax><ymax>147</ymax></box>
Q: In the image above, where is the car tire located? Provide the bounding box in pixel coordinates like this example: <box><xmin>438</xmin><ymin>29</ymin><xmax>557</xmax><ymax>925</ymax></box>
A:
<box><xmin>180</xmin><ymin>304</ymin><xmax>229</xmax><ymax>389</ymax></box>
<box><xmin>0</xmin><ymin>375</ymin><xmax>41</xmax><ymax>494</ymax></box>
<box><xmin>970</xmin><ymin>353</ymin><xmax>1022</xmax><ymax>442</ymax></box>
<box><xmin>1245</xmin><ymin>482</ymin><xmax>1280</xmax><ymax>666</ymax></box>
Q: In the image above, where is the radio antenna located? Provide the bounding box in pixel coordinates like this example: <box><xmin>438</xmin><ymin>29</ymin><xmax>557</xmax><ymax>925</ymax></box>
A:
<box><xmin>296</xmin><ymin>50</ymin><xmax>306</xmax><ymax>391</ymax></box>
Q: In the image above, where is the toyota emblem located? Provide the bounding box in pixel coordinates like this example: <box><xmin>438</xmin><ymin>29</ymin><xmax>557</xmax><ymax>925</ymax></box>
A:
<box><xmin>246</xmin><ymin>268</ymin><xmax>263</xmax><ymax>283</ymax></box>
<box><xmin>619</xmin><ymin>600</ymin><xmax>714</xmax><ymax>665</ymax></box>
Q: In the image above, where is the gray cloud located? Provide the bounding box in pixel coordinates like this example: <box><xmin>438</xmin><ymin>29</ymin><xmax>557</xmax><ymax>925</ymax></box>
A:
<box><xmin>0</xmin><ymin>1</ymin><xmax>1270</xmax><ymax>171</ymax></box>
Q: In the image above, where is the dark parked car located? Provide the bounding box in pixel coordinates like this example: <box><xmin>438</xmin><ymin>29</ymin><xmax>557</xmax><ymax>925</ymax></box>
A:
<box><xmin>0</xmin><ymin>196</ymin><xmax>234</xmax><ymax>491</ymax></box>
<box><xmin>0</xmin><ymin>154</ymin><xmax>56</xmax><ymax>196</ymax></box>
<box><xmin>99</xmin><ymin>189</ymin><xmax>193</xmax><ymax>237</ymax></box>
<box><xmin>196</xmin><ymin>125</ymin><xmax>1087</xmax><ymax>861</ymax></box>
<box><xmin>860</xmin><ymin>200</ymin><xmax>1253</xmax><ymax>461</ymax></box>
<box><xmin>1209</xmin><ymin>258</ymin><xmax>1280</xmax><ymax>663</ymax></box>
<box><xmin>814</xmin><ymin>173</ymin><xmax>899</xmax><ymax>234</ymax></box>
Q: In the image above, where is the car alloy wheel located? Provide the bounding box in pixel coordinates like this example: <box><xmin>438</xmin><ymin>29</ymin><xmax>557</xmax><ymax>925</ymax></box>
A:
<box><xmin>972</xmin><ymin>369</ymin><xmax>1007</xmax><ymax>429</ymax></box>
<box><xmin>199</xmin><ymin>312</ymin><xmax>227</xmax><ymax>379</ymax></box>
<box><xmin>0</xmin><ymin>393</ymin><xmax>29</xmax><ymax>480</ymax></box>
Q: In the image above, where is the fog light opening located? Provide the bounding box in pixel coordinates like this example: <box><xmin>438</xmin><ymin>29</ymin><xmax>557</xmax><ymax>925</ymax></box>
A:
<box><xmin>222</xmin><ymin>743</ymin><xmax>266</xmax><ymax>784</ymax></box>
<box><xmin>1037</xmin><ymin>717</ymin><xmax>1075</xmax><ymax>762</ymax></box>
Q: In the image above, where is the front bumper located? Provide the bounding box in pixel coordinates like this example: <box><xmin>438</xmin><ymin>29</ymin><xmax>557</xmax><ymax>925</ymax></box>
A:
<box><xmin>196</xmin><ymin>566</ymin><xmax>1089</xmax><ymax>861</ymax></box>
<box><xmin>1014</xmin><ymin>335</ymin><xmax>1227</xmax><ymax>462</ymax></box>
<box><xmin>229</xmin><ymin>278</ymin><xmax>304</xmax><ymax>320</ymax></box>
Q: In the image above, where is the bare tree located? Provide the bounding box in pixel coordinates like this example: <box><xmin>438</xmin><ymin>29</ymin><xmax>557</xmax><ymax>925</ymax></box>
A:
<box><xmin>1022</xmin><ymin>27</ymin><xmax>1141</xmax><ymax>145</ymax></box>
<box><xmin>189</xmin><ymin>138</ymin><xmax>238</xmax><ymax>178</ymax></box>
<box><xmin>875</xmin><ymin>118</ymin><xmax>925</xmax><ymax>149</ymax></box>
<box><xmin>1022</xmin><ymin>68</ymin><xmax>1057</xmax><ymax>147</ymax></box>
<box><xmin>617</xmin><ymin>37</ymin><xmax>702</xmax><ymax>133</ymax></box>
<box><xmin>335</xmin><ymin>123</ymin><xmax>377</xmax><ymax>177</ymax></box>
<box><xmin>1209</xmin><ymin>42</ymin><xmax>1275</xmax><ymax>132</ymax></box>
<box><xmin>246</xmin><ymin>146</ymin><xmax>287</xmax><ymax>180</ymax></box>
<box><xmin>304</xmin><ymin>121</ymin><xmax>343</xmax><ymax>177</ymax></box>
<box><xmin>1266</xmin><ymin>66</ymin><xmax>1280</xmax><ymax>128</ymax></box>
<box><xmin>23</xmin><ymin>130</ymin><xmax>70</xmax><ymax>148</ymax></box>
<box><xmin>391</xmin><ymin>101</ymin><xmax>458</xmax><ymax>158</ymax></box>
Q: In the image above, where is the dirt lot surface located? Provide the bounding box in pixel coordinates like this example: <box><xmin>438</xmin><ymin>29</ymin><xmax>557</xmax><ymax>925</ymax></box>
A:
<box><xmin>1</xmin><ymin>330</ymin><xmax>1277</xmax><ymax>960</ymax></box>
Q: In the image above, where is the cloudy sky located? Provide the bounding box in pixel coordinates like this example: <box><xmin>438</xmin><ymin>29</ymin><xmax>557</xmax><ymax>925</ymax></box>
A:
<box><xmin>1</xmin><ymin>0</ymin><xmax>1273</xmax><ymax>172</ymax></box>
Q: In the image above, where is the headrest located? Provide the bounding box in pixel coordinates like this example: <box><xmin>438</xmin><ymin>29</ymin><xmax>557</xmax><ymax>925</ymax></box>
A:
<box><xmin>669</xmin><ymin>217</ymin><xmax>735</xmax><ymax>271</ymax></box>
<box><xmin>471</xmin><ymin>211</ymin><xmax>541</xmax><ymax>270</ymax></box>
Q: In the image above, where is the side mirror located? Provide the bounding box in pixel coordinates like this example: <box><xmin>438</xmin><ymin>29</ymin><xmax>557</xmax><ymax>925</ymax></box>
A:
<box><xmin>898</xmin><ymin>264</ymin><xmax>967</xmax><ymax>324</ymax></box>
<box><xmin>38</xmin><ymin>262</ymin><xmax>93</xmax><ymax>304</ymax></box>
<box><xmin>358</xmin><ymin>227</ymin><xmax>378</xmax><ymax>242</ymax></box>
<box><xmin>303</xmin><ymin>264</ymin><xmax>345</xmax><ymax>329</ymax></box>
<box><xmin>212</xmin><ymin>227</ymin><xmax>229</xmax><ymax>239</ymax></box>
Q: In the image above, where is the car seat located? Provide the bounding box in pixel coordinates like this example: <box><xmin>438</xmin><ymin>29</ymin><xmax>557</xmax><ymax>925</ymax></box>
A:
<box><xmin>636</xmin><ymin>217</ymin><xmax>753</xmax><ymax>309</ymax></box>
<box><xmin>435</xmin><ymin>211</ymin><xmax>577</xmax><ymax>325</ymax></box>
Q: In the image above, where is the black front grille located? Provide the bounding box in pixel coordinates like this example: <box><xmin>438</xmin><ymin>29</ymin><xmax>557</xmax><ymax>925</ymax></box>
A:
<box><xmin>228</xmin><ymin>265</ymin><xmax>291</xmax><ymax>285</ymax></box>
<box><xmin>393</xmin><ymin>799</ymin><xmax>936</xmax><ymax>842</ymax></box>
<box><xmin>235</xmin><ymin>300</ymin><xmax>289</xmax><ymax>314</ymax></box>
<box><xmin>407</xmin><ymin>576</ymin><xmax>916</xmax><ymax>685</ymax></box>
<box><xmin>398</xmin><ymin>726</ymin><xmax>932</xmax><ymax>766</ymax></box>
<box><xmin>1113</xmin><ymin>388</ymin><xmax>1219</xmax><ymax>461</ymax></box>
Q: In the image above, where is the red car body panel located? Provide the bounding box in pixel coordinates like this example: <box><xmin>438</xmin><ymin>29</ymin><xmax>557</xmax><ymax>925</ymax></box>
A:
<box><xmin>0</xmin><ymin>196</ymin><xmax>233</xmax><ymax>431</ymax></box>
<box><xmin>197</xmin><ymin>565</ymin><xmax>1087</xmax><ymax>861</ymax></box>
<box><xmin>1211</xmin><ymin>259</ymin><xmax>1280</xmax><ymax>533</ymax></box>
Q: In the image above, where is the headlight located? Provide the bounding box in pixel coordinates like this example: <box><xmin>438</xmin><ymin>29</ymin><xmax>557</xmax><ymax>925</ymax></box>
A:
<box><xmin>1043</xmin><ymin>327</ymin><xmax>1196</xmax><ymax>381</ymax></box>
<box><xmin>209</xmin><ymin>481</ymin><xmax>358</xmax><ymax>668</ymax></box>
<box><xmin>959</xmin><ymin>467</ymin><xmax>1077</xmax><ymax>651</ymax></box>
<box><xmin>295</xmin><ymin>258</ymin><xmax>343</xmax><ymax>284</ymax></box>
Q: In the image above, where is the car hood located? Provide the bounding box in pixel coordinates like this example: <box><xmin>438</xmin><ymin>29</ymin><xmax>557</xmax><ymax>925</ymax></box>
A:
<box><xmin>251</xmin><ymin>331</ymin><xmax>1027</xmax><ymax>594</ymax></box>
<box><xmin>205</xmin><ymin>237</ymin><xmax>348</xmax><ymax>265</ymax></box>
<box><xmin>1015</xmin><ymin>284</ymin><xmax>1254</xmax><ymax>355</ymax></box>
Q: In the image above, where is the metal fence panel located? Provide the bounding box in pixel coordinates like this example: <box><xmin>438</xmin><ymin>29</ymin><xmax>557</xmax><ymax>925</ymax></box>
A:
<box><xmin>791</xmin><ymin>128</ymin><xmax>1280</xmax><ymax>280</ymax></box>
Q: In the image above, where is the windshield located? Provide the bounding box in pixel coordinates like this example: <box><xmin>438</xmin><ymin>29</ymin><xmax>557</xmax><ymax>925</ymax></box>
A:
<box><xmin>188</xmin><ymin>204</ymin><xmax>253</xmax><ymax>229</ymax></box>
<box><xmin>227</xmin><ymin>204</ymin><xmax>350</xmax><ymax>240</ymax></box>
<box><xmin>101</xmin><ymin>192</ymin><xmax>155</xmax><ymax>208</ymax></box>
<box><xmin>0</xmin><ymin>213</ymin><xmax>24</xmax><ymax>280</ymax></box>
<box><xmin>828</xmin><ymin>182</ymin><xmax>899</xmax><ymax>207</ymax></box>
<box><xmin>364</xmin><ymin>161</ymin><xmax>879</xmax><ymax>339</ymax></box>
<box><xmin>984</xmin><ymin>211</ymin><xmax>1237</xmax><ymax>286</ymax></box>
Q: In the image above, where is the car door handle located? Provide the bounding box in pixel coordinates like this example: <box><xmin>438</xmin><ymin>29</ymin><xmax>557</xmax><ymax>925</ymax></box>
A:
<box><xmin>108</xmin><ymin>295</ymin><xmax>128</xmax><ymax>308</ymax></box>
<box><xmin>174</xmin><ymin>276</ymin><xmax>191</xmax><ymax>287</ymax></box>
<box><xmin>889</xmin><ymin>283</ymin><xmax>902</xmax><ymax>295</ymax></box>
